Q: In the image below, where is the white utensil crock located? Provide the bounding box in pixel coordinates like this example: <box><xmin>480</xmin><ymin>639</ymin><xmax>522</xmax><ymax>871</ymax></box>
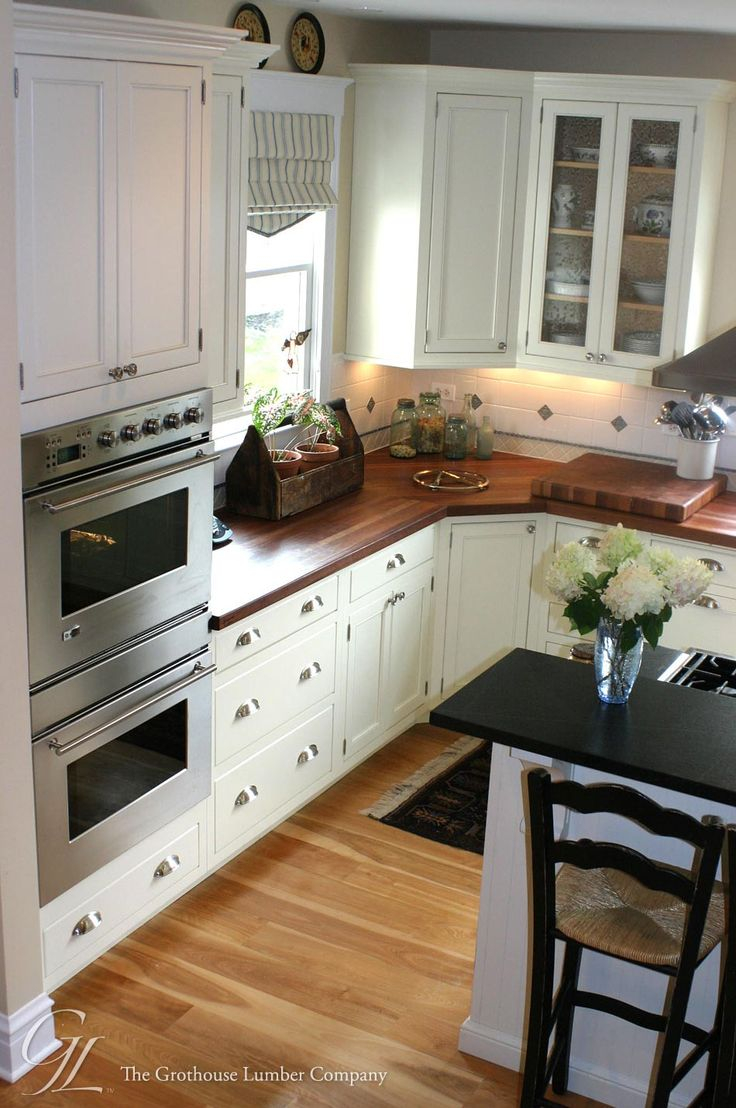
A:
<box><xmin>675</xmin><ymin>437</ymin><xmax>718</xmax><ymax>480</ymax></box>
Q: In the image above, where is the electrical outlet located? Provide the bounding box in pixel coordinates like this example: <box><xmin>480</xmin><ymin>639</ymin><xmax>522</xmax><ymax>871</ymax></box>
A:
<box><xmin>432</xmin><ymin>381</ymin><xmax>455</xmax><ymax>402</ymax></box>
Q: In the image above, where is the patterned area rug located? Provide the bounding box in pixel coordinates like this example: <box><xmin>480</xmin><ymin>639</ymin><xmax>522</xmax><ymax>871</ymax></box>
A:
<box><xmin>361</xmin><ymin>736</ymin><xmax>491</xmax><ymax>854</ymax></box>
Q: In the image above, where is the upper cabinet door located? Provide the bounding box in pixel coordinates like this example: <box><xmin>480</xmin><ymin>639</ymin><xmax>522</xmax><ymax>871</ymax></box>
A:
<box><xmin>597</xmin><ymin>104</ymin><xmax>696</xmax><ymax>370</ymax></box>
<box><xmin>526</xmin><ymin>101</ymin><xmax>618</xmax><ymax>365</ymax></box>
<box><xmin>16</xmin><ymin>56</ymin><xmax>118</xmax><ymax>402</ymax></box>
<box><xmin>425</xmin><ymin>94</ymin><xmax>521</xmax><ymax>355</ymax></box>
<box><xmin>116</xmin><ymin>64</ymin><xmax>202</xmax><ymax>377</ymax></box>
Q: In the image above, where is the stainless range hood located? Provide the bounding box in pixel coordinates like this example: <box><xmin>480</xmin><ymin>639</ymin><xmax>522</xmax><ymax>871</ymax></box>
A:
<box><xmin>652</xmin><ymin>326</ymin><xmax>736</xmax><ymax>395</ymax></box>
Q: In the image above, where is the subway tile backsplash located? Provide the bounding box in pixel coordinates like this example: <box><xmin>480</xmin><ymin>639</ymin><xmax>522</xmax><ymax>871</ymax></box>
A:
<box><xmin>331</xmin><ymin>356</ymin><xmax>736</xmax><ymax>488</ymax></box>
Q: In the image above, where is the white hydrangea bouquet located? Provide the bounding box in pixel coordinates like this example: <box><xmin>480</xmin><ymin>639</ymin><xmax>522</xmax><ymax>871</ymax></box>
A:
<box><xmin>546</xmin><ymin>524</ymin><xmax>713</xmax><ymax>654</ymax></box>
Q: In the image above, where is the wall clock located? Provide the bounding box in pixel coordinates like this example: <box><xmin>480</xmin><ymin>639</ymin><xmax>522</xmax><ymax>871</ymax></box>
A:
<box><xmin>289</xmin><ymin>11</ymin><xmax>325</xmax><ymax>75</ymax></box>
<box><xmin>233</xmin><ymin>4</ymin><xmax>271</xmax><ymax>67</ymax></box>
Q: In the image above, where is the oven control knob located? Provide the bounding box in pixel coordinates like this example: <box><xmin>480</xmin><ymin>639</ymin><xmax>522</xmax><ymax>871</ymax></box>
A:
<box><xmin>184</xmin><ymin>406</ymin><xmax>205</xmax><ymax>425</ymax></box>
<box><xmin>121</xmin><ymin>424</ymin><xmax>142</xmax><ymax>443</ymax></box>
<box><xmin>142</xmin><ymin>418</ymin><xmax>162</xmax><ymax>436</ymax></box>
<box><xmin>163</xmin><ymin>413</ymin><xmax>184</xmax><ymax>430</ymax></box>
<box><xmin>97</xmin><ymin>430</ymin><xmax>119</xmax><ymax>448</ymax></box>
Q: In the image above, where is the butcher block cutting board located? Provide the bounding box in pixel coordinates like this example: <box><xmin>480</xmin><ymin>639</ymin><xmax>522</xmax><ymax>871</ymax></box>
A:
<box><xmin>531</xmin><ymin>452</ymin><xmax>726</xmax><ymax>522</ymax></box>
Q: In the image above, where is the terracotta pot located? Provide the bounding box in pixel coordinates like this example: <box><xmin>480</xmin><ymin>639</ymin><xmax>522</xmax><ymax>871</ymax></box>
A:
<box><xmin>269</xmin><ymin>449</ymin><xmax>301</xmax><ymax>479</ymax></box>
<box><xmin>295</xmin><ymin>442</ymin><xmax>340</xmax><ymax>470</ymax></box>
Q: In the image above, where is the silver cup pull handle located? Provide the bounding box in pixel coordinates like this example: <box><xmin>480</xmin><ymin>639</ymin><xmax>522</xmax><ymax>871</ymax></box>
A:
<box><xmin>236</xmin><ymin>628</ymin><xmax>261</xmax><ymax>647</ymax></box>
<box><xmin>387</xmin><ymin>552</ymin><xmax>406</xmax><ymax>570</ymax></box>
<box><xmin>154</xmin><ymin>854</ymin><xmax>181</xmax><ymax>879</ymax></box>
<box><xmin>693</xmin><ymin>595</ymin><xmax>720</xmax><ymax>609</ymax></box>
<box><xmin>578</xmin><ymin>536</ymin><xmax>600</xmax><ymax>549</ymax></box>
<box><xmin>297</xmin><ymin>743</ymin><xmax>319</xmax><ymax>766</ymax></box>
<box><xmin>235</xmin><ymin>785</ymin><xmax>259</xmax><ymax>807</ymax></box>
<box><xmin>72</xmin><ymin>911</ymin><xmax>102</xmax><ymax>937</ymax></box>
<box><xmin>699</xmin><ymin>558</ymin><xmax>724</xmax><ymax>573</ymax></box>
<box><xmin>299</xmin><ymin>661</ymin><xmax>322</xmax><ymax>681</ymax></box>
<box><xmin>236</xmin><ymin>698</ymin><xmax>261</xmax><ymax>718</ymax></box>
<box><xmin>301</xmin><ymin>595</ymin><xmax>324</xmax><ymax>614</ymax></box>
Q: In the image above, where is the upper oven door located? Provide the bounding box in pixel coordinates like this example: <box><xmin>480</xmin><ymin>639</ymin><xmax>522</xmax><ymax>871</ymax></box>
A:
<box><xmin>24</xmin><ymin>445</ymin><xmax>214</xmax><ymax>687</ymax></box>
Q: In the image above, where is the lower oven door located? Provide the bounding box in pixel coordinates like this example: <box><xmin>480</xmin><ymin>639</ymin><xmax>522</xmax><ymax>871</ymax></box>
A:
<box><xmin>24</xmin><ymin>444</ymin><xmax>214</xmax><ymax>687</ymax></box>
<box><xmin>33</xmin><ymin>648</ymin><xmax>214</xmax><ymax>906</ymax></box>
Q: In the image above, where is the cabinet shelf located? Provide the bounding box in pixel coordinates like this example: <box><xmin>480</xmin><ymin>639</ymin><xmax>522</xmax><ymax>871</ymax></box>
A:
<box><xmin>544</xmin><ymin>292</ymin><xmax>589</xmax><ymax>303</ymax></box>
<box><xmin>624</xmin><ymin>233</ymin><xmax>670</xmax><ymax>244</ymax></box>
<box><xmin>629</xmin><ymin>165</ymin><xmax>676</xmax><ymax>176</ymax></box>
<box><xmin>619</xmin><ymin>299</ymin><xmax>664</xmax><ymax>313</ymax></box>
<box><xmin>549</xmin><ymin>227</ymin><xmax>593</xmax><ymax>237</ymax></box>
<box><xmin>554</xmin><ymin>160</ymin><xmax>599</xmax><ymax>169</ymax></box>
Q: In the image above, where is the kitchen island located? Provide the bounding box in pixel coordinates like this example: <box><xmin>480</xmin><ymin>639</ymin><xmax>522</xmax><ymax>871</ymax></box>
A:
<box><xmin>430</xmin><ymin>648</ymin><xmax>736</xmax><ymax>1108</ymax></box>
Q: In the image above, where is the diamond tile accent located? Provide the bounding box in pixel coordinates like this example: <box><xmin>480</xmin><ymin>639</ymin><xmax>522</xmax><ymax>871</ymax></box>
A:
<box><xmin>471</xmin><ymin>393</ymin><xmax>483</xmax><ymax>410</ymax></box>
<box><xmin>611</xmin><ymin>415</ymin><xmax>628</xmax><ymax>432</ymax></box>
<box><xmin>537</xmin><ymin>404</ymin><xmax>553</xmax><ymax>421</ymax></box>
<box><xmin>366</xmin><ymin>396</ymin><xmax>376</xmax><ymax>413</ymax></box>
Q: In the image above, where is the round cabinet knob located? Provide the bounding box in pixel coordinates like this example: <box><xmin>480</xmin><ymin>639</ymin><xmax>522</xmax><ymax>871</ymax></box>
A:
<box><xmin>121</xmin><ymin>424</ymin><xmax>142</xmax><ymax>443</ymax></box>
<box><xmin>163</xmin><ymin>413</ymin><xmax>184</xmax><ymax>430</ymax></box>
<box><xmin>142</xmin><ymin>418</ymin><xmax>162</xmax><ymax>436</ymax></box>
<box><xmin>184</xmin><ymin>406</ymin><xmax>205</xmax><ymax>425</ymax></box>
<box><xmin>97</xmin><ymin>429</ymin><xmax>119</xmax><ymax>448</ymax></box>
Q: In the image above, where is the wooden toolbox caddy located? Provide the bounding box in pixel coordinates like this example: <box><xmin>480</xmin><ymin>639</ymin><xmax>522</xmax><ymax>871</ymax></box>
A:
<box><xmin>225</xmin><ymin>398</ymin><xmax>365</xmax><ymax>520</ymax></box>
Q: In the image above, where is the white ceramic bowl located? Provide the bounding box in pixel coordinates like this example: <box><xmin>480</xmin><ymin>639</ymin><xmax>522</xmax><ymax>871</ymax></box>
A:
<box><xmin>621</xmin><ymin>330</ymin><xmax>661</xmax><ymax>355</ymax></box>
<box><xmin>546</xmin><ymin>278</ymin><xmax>590</xmax><ymax>297</ymax></box>
<box><xmin>638</xmin><ymin>143</ymin><xmax>677</xmax><ymax>167</ymax></box>
<box><xmin>632</xmin><ymin>280</ymin><xmax>666</xmax><ymax>305</ymax></box>
<box><xmin>570</xmin><ymin>146</ymin><xmax>599</xmax><ymax>162</ymax></box>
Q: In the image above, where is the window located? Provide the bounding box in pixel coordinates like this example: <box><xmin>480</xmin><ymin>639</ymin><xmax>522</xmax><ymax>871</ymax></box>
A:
<box><xmin>244</xmin><ymin>212</ymin><xmax>325</xmax><ymax>396</ymax></box>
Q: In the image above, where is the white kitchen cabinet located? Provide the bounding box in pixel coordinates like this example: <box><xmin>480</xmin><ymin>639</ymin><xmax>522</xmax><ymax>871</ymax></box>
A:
<box><xmin>16</xmin><ymin>55</ymin><xmax>202</xmax><ymax>401</ymax></box>
<box><xmin>13</xmin><ymin>4</ymin><xmax>249</xmax><ymax>430</ymax></box>
<box><xmin>440</xmin><ymin>519</ymin><xmax>538</xmax><ymax>695</ymax></box>
<box><xmin>520</xmin><ymin>75</ymin><xmax>736</xmax><ymax>384</ymax></box>
<box><xmin>346</xmin><ymin>66</ymin><xmax>532</xmax><ymax>369</ymax></box>
<box><xmin>344</xmin><ymin>559</ymin><xmax>434</xmax><ymax>762</ymax></box>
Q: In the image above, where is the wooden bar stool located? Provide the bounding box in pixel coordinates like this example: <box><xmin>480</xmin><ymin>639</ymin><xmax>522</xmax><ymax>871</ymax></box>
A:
<box><xmin>520</xmin><ymin>768</ymin><xmax>728</xmax><ymax>1108</ymax></box>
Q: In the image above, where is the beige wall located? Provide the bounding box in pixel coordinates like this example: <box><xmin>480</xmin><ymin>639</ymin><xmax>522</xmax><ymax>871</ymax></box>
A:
<box><xmin>0</xmin><ymin>0</ymin><xmax>45</xmax><ymax>1017</ymax></box>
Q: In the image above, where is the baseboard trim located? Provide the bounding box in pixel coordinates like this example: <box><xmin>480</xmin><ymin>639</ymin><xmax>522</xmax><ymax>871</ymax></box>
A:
<box><xmin>0</xmin><ymin>993</ymin><xmax>60</xmax><ymax>1083</ymax></box>
<box><xmin>457</xmin><ymin>1018</ymin><xmax>693</xmax><ymax>1108</ymax></box>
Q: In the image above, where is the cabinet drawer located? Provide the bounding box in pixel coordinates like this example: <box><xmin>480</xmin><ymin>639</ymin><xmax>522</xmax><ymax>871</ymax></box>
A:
<box><xmin>658</xmin><ymin>590</ymin><xmax>736</xmax><ymax>655</ymax></box>
<box><xmin>214</xmin><ymin>622</ymin><xmax>337</xmax><ymax>765</ymax></box>
<box><xmin>349</xmin><ymin>527</ymin><xmax>434</xmax><ymax>602</ymax></box>
<box><xmin>43</xmin><ymin>824</ymin><xmax>200</xmax><ymax>977</ymax></box>
<box><xmin>649</xmin><ymin>537</ymin><xmax>736</xmax><ymax>593</ymax></box>
<box><xmin>214</xmin><ymin>575</ymin><xmax>338</xmax><ymax>672</ymax></box>
<box><xmin>554</xmin><ymin>520</ymin><xmax>608</xmax><ymax>552</ymax></box>
<box><xmin>214</xmin><ymin>705</ymin><xmax>334</xmax><ymax>854</ymax></box>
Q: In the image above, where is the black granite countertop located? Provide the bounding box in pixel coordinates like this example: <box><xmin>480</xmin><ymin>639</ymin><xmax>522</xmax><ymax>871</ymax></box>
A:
<box><xmin>430</xmin><ymin>647</ymin><xmax>736</xmax><ymax>807</ymax></box>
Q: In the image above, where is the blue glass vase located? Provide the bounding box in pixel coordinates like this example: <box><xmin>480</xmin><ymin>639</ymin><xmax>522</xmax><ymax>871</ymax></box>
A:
<box><xmin>594</xmin><ymin>616</ymin><xmax>644</xmax><ymax>704</ymax></box>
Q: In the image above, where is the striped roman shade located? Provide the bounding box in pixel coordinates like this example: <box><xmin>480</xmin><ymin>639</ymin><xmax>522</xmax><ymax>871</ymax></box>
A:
<box><xmin>248</xmin><ymin>111</ymin><xmax>338</xmax><ymax>236</ymax></box>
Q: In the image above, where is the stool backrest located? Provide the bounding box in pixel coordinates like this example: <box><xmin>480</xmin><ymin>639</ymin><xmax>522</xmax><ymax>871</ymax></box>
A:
<box><xmin>525</xmin><ymin>769</ymin><xmax>725</xmax><ymax>969</ymax></box>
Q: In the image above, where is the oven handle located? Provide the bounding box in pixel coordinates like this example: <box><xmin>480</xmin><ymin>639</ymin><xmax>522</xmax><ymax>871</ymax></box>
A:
<box><xmin>47</xmin><ymin>660</ymin><xmax>217</xmax><ymax>757</ymax></box>
<box><xmin>38</xmin><ymin>452</ymin><xmax>216</xmax><ymax>515</ymax></box>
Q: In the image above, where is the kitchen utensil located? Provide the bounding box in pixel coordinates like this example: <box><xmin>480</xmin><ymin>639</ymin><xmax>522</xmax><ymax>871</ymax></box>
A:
<box><xmin>671</xmin><ymin>401</ymin><xmax>697</xmax><ymax>438</ymax></box>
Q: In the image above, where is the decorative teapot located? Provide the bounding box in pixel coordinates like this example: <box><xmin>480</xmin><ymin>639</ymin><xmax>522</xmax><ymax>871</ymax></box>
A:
<box><xmin>632</xmin><ymin>195</ymin><xmax>673</xmax><ymax>237</ymax></box>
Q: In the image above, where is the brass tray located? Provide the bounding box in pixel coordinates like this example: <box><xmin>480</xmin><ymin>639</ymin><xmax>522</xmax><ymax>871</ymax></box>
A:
<box><xmin>412</xmin><ymin>468</ymin><xmax>489</xmax><ymax>492</ymax></box>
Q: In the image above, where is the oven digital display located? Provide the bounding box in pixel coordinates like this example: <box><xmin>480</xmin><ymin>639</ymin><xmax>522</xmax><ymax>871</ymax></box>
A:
<box><xmin>56</xmin><ymin>444</ymin><xmax>81</xmax><ymax>466</ymax></box>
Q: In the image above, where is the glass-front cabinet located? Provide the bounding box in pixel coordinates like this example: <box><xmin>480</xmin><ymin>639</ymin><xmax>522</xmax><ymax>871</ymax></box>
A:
<box><xmin>527</xmin><ymin>98</ymin><xmax>696</xmax><ymax>372</ymax></box>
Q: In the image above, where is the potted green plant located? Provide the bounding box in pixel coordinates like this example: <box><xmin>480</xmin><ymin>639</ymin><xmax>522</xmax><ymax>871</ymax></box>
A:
<box><xmin>246</xmin><ymin>385</ymin><xmax>303</xmax><ymax>478</ymax></box>
<box><xmin>245</xmin><ymin>386</ymin><xmax>343</xmax><ymax>476</ymax></box>
<box><xmin>291</xmin><ymin>394</ymin><xmax>343</xmax><ymax>470</ymax></box>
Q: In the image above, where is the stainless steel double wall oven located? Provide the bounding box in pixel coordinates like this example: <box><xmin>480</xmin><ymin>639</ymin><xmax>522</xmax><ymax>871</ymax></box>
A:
<box><xmin>22</xmin><ymin>389</ymin><xmax>215</xmax><ymax>904</ymax></box>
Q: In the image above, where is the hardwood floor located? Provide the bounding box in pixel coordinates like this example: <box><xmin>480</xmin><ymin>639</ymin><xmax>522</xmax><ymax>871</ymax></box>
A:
<box><xmin>0</xmin><ymin>725</ymin><xmax>603</xmax><ymax>1107</ymax></box>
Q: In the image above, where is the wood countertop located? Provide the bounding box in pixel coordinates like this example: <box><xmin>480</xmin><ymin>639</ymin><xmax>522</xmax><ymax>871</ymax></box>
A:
<box><xmin>211</xmin><ymin>450</ymin><xmax>736</xmax><ymax>629</ymax></box>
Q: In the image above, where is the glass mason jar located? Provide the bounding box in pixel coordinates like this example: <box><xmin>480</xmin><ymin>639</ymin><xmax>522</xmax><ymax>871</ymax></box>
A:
<box><xmin>415</xmin><ymin>391</ymin><xmax>446</xmax><ymax>454</ymax></box>
<box><xmin>444</xmin><ymin>415</ymin><xmax>468</xmax><ymax>460</ymax></box>
<box><xmin>389</xmin><ymin>398</ymin><xmax>417</xmax><ymax>458</ymax></box>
